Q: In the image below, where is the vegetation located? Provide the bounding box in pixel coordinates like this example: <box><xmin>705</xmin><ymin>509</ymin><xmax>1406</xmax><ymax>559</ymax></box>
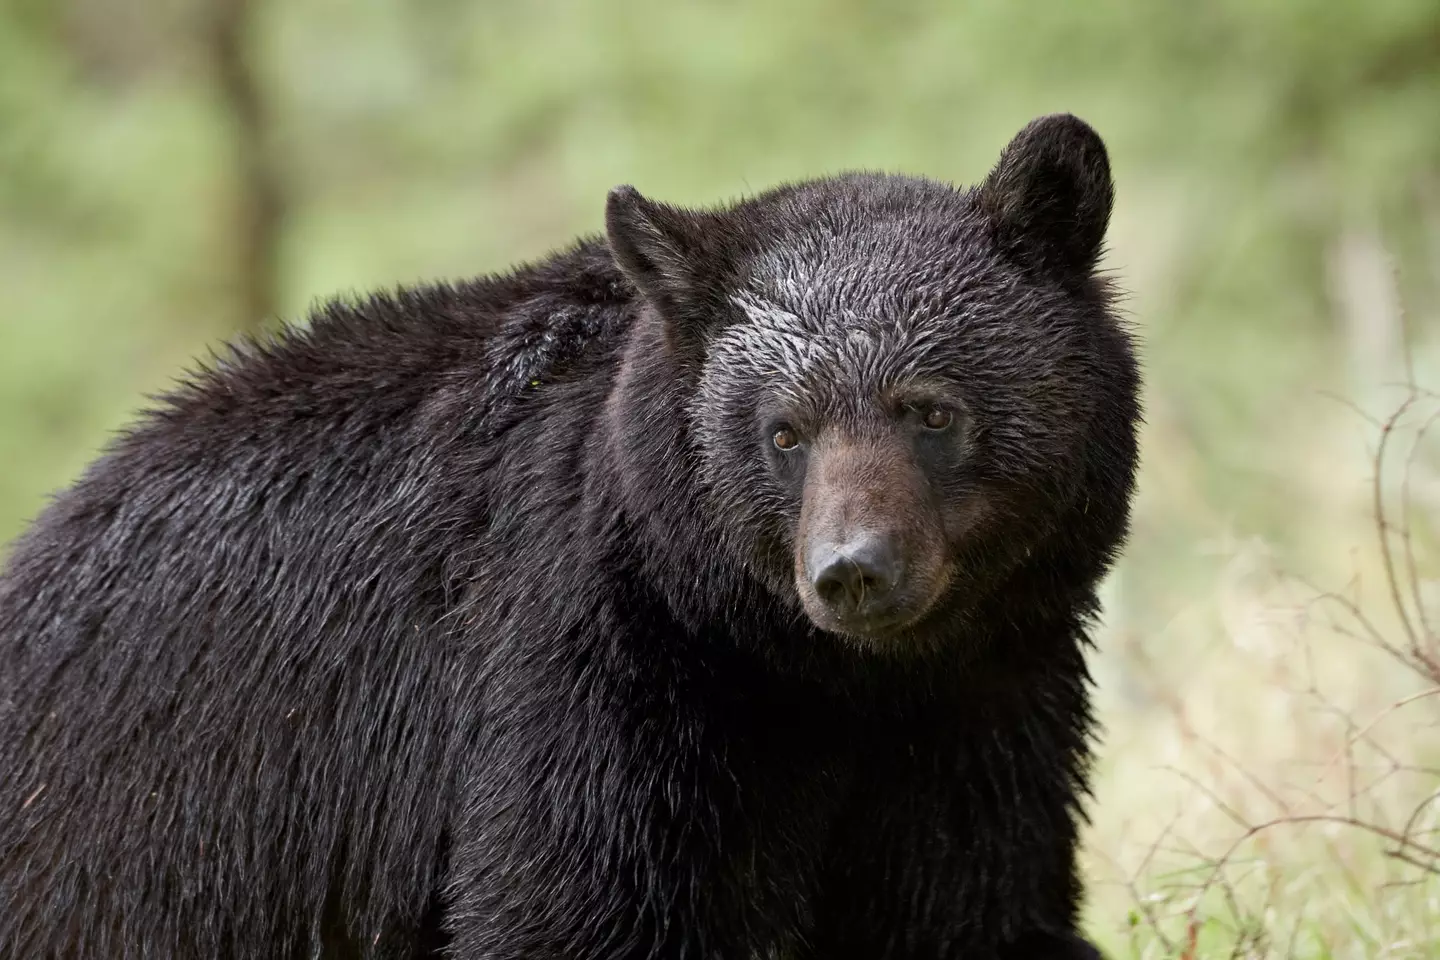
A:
<box><xmin>2</xmin><ymin>1</ymin><xmax>1438</xmax><ymax>954</ymax></box>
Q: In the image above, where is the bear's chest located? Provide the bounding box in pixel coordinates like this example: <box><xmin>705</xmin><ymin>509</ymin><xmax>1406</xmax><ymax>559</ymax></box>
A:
<box><xmin>692</xmin><ymin>694</ymin><xmax>1078</xmax><ymax>957</ymax></box>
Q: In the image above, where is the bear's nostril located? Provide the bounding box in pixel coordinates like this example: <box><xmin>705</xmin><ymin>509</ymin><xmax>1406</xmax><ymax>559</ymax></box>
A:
<box><xmin>809</xmin><ymin>534</ymin><xmax>902</xmax><ymax>613</ymax></box>
<box><xmin>813</xmin><ymin>570</ymin><xmax>849</xmax><ymax>606</ymax></box>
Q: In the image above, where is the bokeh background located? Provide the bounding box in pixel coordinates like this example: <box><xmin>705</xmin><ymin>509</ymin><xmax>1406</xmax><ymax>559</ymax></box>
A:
<box><xmin>3</xmin><ymin>1</ymin><xmax>1439</xmax><ymax>956</ymax></box>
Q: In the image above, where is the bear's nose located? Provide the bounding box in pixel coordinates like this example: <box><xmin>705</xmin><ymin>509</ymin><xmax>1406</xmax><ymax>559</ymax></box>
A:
<box><xmin>809</xmin><ymin>534</ymin><xmax>903</xmax><ymax>614</ymax></box>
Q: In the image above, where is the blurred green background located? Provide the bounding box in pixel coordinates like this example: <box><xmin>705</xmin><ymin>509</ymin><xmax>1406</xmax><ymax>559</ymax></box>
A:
<box><xmin>3</xmin><ymin>0</ymin><xmax>1439</xmax><ymax>954</ymax></box>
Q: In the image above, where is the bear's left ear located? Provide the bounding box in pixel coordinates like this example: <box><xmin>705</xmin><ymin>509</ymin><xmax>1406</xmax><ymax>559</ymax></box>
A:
<box><xmin>606</xmin><ymin>186</ymin><xmax>731</xmax><ymax>358</ymax></box>
<box><xmin>978</xmin><ymin>114</ymin><xmax>1114</xmax><ymax>282</ymax></box>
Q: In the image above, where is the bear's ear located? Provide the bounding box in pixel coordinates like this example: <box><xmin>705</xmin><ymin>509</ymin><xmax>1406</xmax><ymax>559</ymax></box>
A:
<box><xmin>606</xmin><ymin>185</ymin><xmax>732</xmax><ymax>359</ymax></box>
<box><xmin>978</xmin><ymin>114</ymin><xmax>1113</xmax><ymax>282</ymax></box>
<box><xmin>606</xmin><ymin>185</ymin><xmax>712</xmax><ymax>308</ymax></box>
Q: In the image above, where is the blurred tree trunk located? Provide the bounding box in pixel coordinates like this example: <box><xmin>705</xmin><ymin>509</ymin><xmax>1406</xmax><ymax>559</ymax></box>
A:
<box><xmin>1327</xmin><ymin>225</ymin><xmax>1405</xmax><ymax>414</ymax></box>
<box><xmin>208</xmin><ymin>0</ymin><xmax>284</xmax><ymax>335</ymax></box>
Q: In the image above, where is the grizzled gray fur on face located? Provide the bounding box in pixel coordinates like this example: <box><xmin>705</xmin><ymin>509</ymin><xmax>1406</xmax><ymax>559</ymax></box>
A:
<box><xmin>607</xmin><ymin>114</ymin><xmax>1131</xmax><ymax>649</ymax></box>
<box><xmin>1</xmin><ymin>113</ymin><xmax>1136</xmax><ymax>959</ymax></box>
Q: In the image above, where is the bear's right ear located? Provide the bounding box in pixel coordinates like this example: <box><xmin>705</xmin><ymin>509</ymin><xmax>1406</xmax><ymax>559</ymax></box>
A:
<box><xmin>604</xmin><ymin>185</ymin><xmax>731</xmax><ymax>355</ymax></box>
<box><xmin>607</xmin><ymin>186</ymin><xmax>683</xmax><ymax>297</ymax></box>
<box><xmin>978</xmin><ymin>114</ymin><xmax>1114</xmax><ymax>283</ymax></box>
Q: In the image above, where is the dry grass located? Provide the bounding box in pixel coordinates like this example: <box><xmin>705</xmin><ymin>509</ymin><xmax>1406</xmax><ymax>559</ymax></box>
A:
<box><xmin>1084</xmin><ymin>384</ymin><xmax>1440</xmax><ymax>958</ymax></box>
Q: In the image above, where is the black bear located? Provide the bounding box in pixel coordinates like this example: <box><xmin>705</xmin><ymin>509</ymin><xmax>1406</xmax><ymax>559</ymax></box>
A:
<box><xmin>0</xmin><ymin>113</ymin><xmax>1138</xmax><ymax>959</ymax></box>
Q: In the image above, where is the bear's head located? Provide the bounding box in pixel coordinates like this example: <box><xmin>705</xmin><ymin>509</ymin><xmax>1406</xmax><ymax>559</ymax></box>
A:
<box><xmin>605</xmin><ymin>114</ymin><xmax>1139</xmax><ymax>654</ymax></box>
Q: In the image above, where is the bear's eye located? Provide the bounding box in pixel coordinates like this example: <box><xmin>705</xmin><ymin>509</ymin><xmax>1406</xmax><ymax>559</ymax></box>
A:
<box><xmin>772</xmin><ymin>426</ymin><xmax>800</xmax><ymax>451</ymax></box>
<box><xmin>922</xmin><ymin>406</ymin><xmax>954</xmax><ymax>431</ymax></box>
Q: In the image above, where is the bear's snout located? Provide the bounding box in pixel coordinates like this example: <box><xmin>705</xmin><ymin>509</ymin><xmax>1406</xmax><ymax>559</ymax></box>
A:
<box><xmin>808</xmin><ymin>531</ymin><xmax>904</xmax><ymax>617</ymax></box>
<box><xmin>794</xmin><ymin>437</ymin><xmax>949</xmax><ymax>642</ymax></box>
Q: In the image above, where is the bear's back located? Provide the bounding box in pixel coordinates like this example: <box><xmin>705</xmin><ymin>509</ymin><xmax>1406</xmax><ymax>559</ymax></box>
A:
<box><xmin>0</xmin><ymin>238</ymin><xmax>635</xmax><ymax>958</ymax></box>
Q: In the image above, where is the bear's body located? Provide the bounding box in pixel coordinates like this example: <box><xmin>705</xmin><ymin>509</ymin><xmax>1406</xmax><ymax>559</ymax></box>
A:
<box><xmin>0</xmin><ymin>116</ymin><xmax>1138</xmax><ymax>959</ymax></box>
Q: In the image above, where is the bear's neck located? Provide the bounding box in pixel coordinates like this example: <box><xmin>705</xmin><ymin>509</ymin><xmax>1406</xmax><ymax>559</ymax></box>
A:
<box><xmin>588</xmin><ymin>312</ymin><xmax>766</xmax><ymax>635</ymax></box>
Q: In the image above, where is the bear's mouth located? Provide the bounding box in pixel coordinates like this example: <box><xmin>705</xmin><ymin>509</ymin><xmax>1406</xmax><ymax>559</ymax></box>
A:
<box><xmin>805</xmin><ymin>604</ymin><xmax>926</xmax><ymax>642</ymax></box>
<box><xmin>794</xmin><ymin>569</ymin><xmax>951</xmax><ymax>645</ymax></box>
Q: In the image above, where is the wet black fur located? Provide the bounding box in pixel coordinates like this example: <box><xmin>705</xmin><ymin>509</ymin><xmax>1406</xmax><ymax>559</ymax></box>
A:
<box><xmin>0</xmin><ymin>114</ymin><xmax>1138</xmax><ymax>959</ymax></box>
